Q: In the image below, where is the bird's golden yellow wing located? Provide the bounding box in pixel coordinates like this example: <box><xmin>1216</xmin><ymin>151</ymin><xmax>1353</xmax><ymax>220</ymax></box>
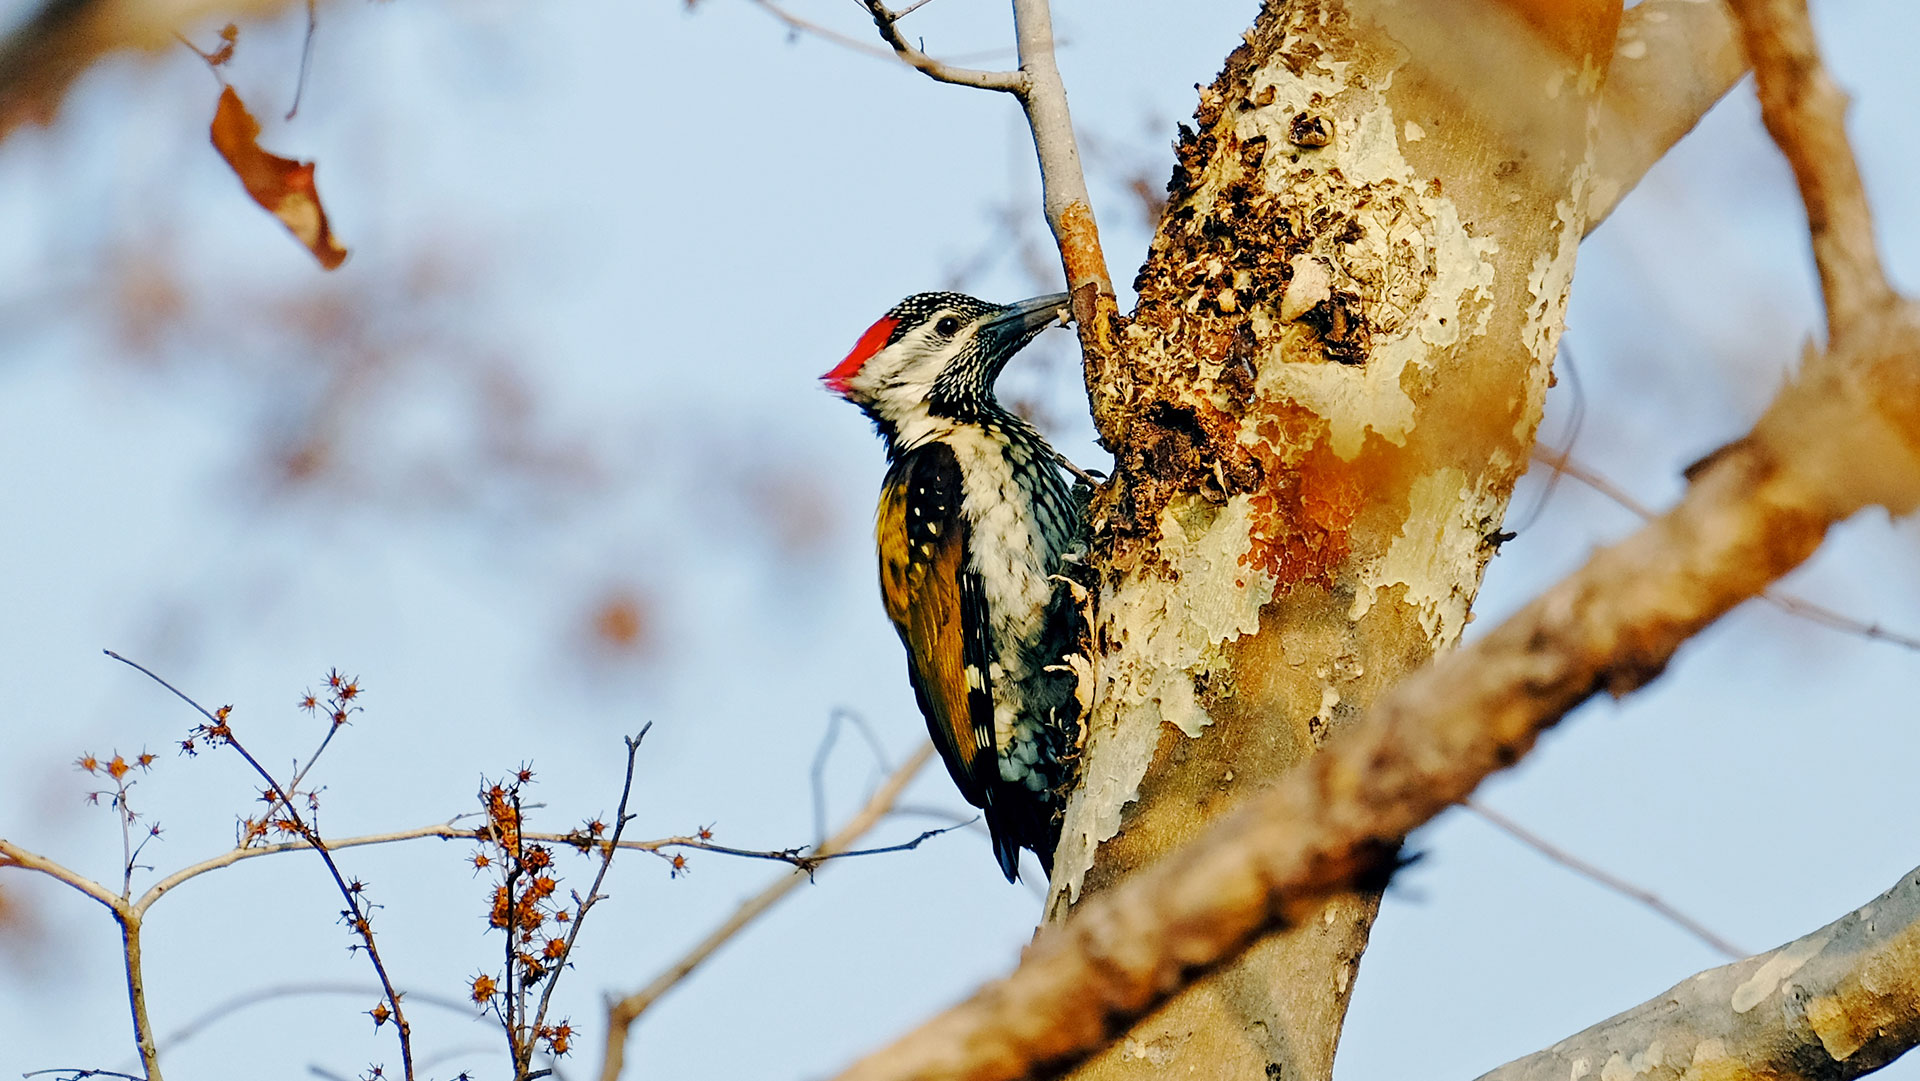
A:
<box><xmin>877</xmin><ymin>444</ymin><xmax>994</xmax><ymax>808</ymax></box>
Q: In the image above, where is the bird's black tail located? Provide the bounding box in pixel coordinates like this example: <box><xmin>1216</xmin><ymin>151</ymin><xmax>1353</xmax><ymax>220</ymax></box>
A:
<box><xmin>984</xmin><ymin>789</ymin><xmax>1059</xmax><ymax>884</ymax></box>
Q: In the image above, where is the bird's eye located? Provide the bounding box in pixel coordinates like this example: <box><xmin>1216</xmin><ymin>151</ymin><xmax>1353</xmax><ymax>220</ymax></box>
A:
<box><xmin>934</xmin><ymin>316</ymin><xmax>962</xmax><ymax>337</ymax></box>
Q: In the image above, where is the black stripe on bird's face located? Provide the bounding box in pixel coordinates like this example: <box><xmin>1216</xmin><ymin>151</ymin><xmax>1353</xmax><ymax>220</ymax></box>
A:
<box><xmin>929</xmin><ymin>293</ymin><xmax>1070</xmax><ymax>419</ymax></box>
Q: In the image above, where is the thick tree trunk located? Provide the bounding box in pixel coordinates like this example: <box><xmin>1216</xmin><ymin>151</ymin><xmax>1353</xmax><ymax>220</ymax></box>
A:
<box><xmin>1053</xmin><ymin>2</ymin><xmax>1621</xmax><ymax>1077</ymax></box>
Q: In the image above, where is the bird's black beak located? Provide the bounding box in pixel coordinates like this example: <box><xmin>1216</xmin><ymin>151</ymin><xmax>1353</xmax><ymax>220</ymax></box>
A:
<box><xmin>984</xmin><ymin>293</ymin><xmax>1073</xmax><ymax>340</ymax></box>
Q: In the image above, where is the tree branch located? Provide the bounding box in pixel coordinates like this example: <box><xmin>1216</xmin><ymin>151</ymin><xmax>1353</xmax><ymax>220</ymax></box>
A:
<box><xmin>856</xmin><ymin>1</ymin><xmax>1026</xmax><ymax>93</ymax></box>
<box><xmin>1479</xmin><ymin>864</ymin><xmax>1920</xmax><ymax>1081</ymax></box>
<box><xmin>595</xmin><ymin>743</ymin><xmax>933</xmax><ymax>1081</ymax></box>
<box><xmin>1536</xmin><ymin>445</ymin><xmax>1920</xmax><ymax>653</ymax></box>
<box><xmin>851</xmin><ymin>0</ymin><xmax>1116</xmax><ymax>434</ymax></box>
<box><xmin>117</xmin><ymin>914</ymin><xmax>162</xmax><ymax>1081</ymax></box>
<box><xmin>746</xmin><ymin>0</ymin><xmax>899</xmax><ymax>62</ymax></box>
<box><xmin>1465</xmin><ymin>801</ymin><xmax>1746</xmax><ymax>960</ymax></box>
<box><xmin>522</xmin><ymin>729</ymin><xmax>649</xmax><ymax>1078</ymax></box>
<box><xmin>0</xmin><ymin>840</ymin><xmax>163</xmax><ymax>1080</ymax></box>
<box><xmin>1728</xmin><ymin>0</ymin><xmax>1896</xmax><ymax>331</ymax></box>
<box><xmin>124</xmin><ymin>813</ymin><xmax>951</xmax><ymax>918</ymax></box>
<box><xmin>1007</xmin><ymin>0</ymin><xmax>1115</xmax><ymax>379</ymax></box>
<box><xmin>0</xmin><ymin>838</ymin><xmax>124</xmax><ymax>915</ymax></box>
<box><xmin>1586</xmin><ymin>0</ymin><xmax>1748</xmax><ymax>232</ymax></box>
<box><xmin>105</xmin><ymin>650</ymin><xmax>415</xmax><ymax>1081</ymax></box>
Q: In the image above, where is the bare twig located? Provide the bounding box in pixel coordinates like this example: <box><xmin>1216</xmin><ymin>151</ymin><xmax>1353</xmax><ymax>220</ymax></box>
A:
<box><xmin>1764</xmin><ymin>591</ymin><xmax>1920</xmax><ymax>651</ymax></box>
<box><xmin>105</xmin><ymin>650</ymin><xmax>415</xmax><ymax>1081</ymax></box>
<box><xmin>522</xmin><ymin>729</ymin><xmax>650</xmax><ymax>1078</ymax></box>
<box><xmin>155</xmin><ymin>982</ymin><xmax>475</xmax><ymax>1058</ymax></box>
<box><xmin>1464</xmin><ymin>800</ymin><xmax>1746</xmax><ymax>959</ymax></box>
<box><xmin>117</xmin><ymin>916</ymin><xmax>161</xmax><ymax>1081</ymax></box>
<box><xmin>1728</xmin><ymin>0</ymin><xmax>1896</xmax><ymax>331</ymax></box>
<box><xmin>1507</xmin><ymin>342</ymin><xmax>1588</xmax><ymax>537</ymax></box>
<box><xmin>748</xmin><ymin>0</ymin><xmax>898</xmax><ymax>61</ymax></box>
<box><xmin>1007</xmin><ymin>0</ymin><xmax>1110</xmax><ymax>300</ymax></box>
<box><xmin>121</xmin><ymin>813</ymin><xmax>956</xmax><ymax>919</ymax></box>
<box><xmin>857</xmin><ymin>1</ymin><xmax>1027</xmax><ymax>92</ymax></box>
<box><xmin>745</xmin><ymin>1</ymin><xmax>1019</xmax><ymax>66</ymax></box>
<box><xmin>812</xmin><ymin>708</ymin><xmax>891</xmax><ymax>843</ymax></box>
<box><xmin>0</xmin><ymin>839</ymin><xmax>161</xmax><ymax>1081</ymax></box>
<box><xmin>853</xmin><ymin>0</ymin><xmax>1116</xmax><ymax>435</ymax></box>
<box><xmin>285</xmin><ymin>0</ymin><xmax>319</xmax><ymax>120</ymax></box>
<box><xmin>0</xmin><ymin>839</ymin><xmax>121</xmax><ymax>914</ymax></box>
<box><xmin>595</xmin><ymin>743</ymin><xmax>934</xmax><ymax>1081</ymax></box>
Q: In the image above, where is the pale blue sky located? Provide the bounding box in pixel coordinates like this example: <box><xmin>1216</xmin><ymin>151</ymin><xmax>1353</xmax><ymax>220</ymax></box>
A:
<box><xmin>1</xmin><ymin>2</ymin><xmax>1916</xmax><ymax>1079</ymax></box>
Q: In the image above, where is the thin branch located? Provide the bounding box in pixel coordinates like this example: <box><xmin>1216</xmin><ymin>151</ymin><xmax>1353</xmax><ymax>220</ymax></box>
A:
<box><xmin>117</xmin><ymin>915</ymin><xmax>162</xmax><ymax>1081</ymax></box>
<box><xmin>748</xmin><ymin>0</ymin><xmax>898</xmax><ymax>61</ymax></box>
<box><xmin>154</xmin><ymin>982</ymin><xmax>476</xmax><ymax>1057</ymax></box>
<box><xmin>1008</xmin><ymin>0</ymin><xmax>1114</xmax><ymax>338</ymax></box>
<box><xmin>744</xmin><ymin>1</ymin><xmax>1019</xmax><ymax>66</ymax></box>
<box><xmin>1536</xmin><ymin>445</ymin><xmax>1920</xmax><ymax>652</ymax></box>
<box><xmin>856</xmin><ymin>1</ymin><xmax>1027</xmax><ymax>92</ymax></box>
<box><xmin>1728</xmin><ymin>0</ymin><xmax>1896</xmax><ymax>331</ymax></box>
<box><xmin>0</xmin><ymin>838</ymin><xmax>123</xmax><ymax>915</ymax></box>
<box><xmin>1507</xmin><ymin>342</ymin><xmax>1588</xmax><ymax>537</ymax></box>
<box><xmin>1764</xmin><ymin>591</ymin><xmax>1920</xmax><ymax>652</ymax></box>
<box><xmin>102</xmin><ymin>650</ymin><xmax>222</xmax><ymax>727</ymax></box>
<box><xmin>1464</xmin><ymin>800</ymin><xmax>1746</xmax><ymax>960</ymax></box>
<box><xmin>595</xmin><ymin>743</ymin><xmax>934</xmax><ymax>1081</ymax></box>
<box><xmin>127</xmin><ymin>814</ymin><xmax>954</xmax><ymax>919</ymax></box>
<box><xmin>845</xmin><ymin>0</ymin><xmax>1115</xmax><ymax>430</ymax></box>
<box><xmin>812</xmin><ymin>707</ymin><xmax>892</xmax><ymax>843</ymax></box>
<box><xmin>525</xmin><ymin>728</ymin><xmax>651</xmax><ymax>1072</ymax></box>
<box><xmin>1</xmin><ymin>841</ymin><xmax>160</xmax><ymax>1079</ymax></box>
<box><xmin>106</xmin><ymin>651</ymin><xmax>414</xmax><ymax>1081</ymax></box>
<box><xmin>285</xmin><ymin>0</ymin><xmax>318</xmax><ymax>120</ymax></box>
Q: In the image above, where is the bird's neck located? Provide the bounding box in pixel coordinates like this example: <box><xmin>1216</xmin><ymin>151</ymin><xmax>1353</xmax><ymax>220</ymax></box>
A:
<box><xmin>876</xmin><ymin>395</ymin><xmax>1020</xmax><ymax>461</ymax></box>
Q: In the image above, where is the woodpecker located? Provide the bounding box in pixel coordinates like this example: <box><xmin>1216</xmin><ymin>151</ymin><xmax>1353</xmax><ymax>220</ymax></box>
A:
<box><xmin>824</xmin><ymin>291</ymin><xmax>1084</xmax><ymax>882</ymax></box>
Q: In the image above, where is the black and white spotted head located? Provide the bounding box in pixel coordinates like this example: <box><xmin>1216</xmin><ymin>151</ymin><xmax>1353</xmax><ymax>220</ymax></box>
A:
<box><xmin>823</xmin><ymin>291</ymin><xmax>1070</xmax><ymax>439</ymax></box>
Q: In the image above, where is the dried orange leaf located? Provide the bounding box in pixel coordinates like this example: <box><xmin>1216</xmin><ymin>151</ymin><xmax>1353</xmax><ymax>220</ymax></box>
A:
<box><xmin>209</xmin><ymin>86</ymin><xmax>347</xmax><ymax>270</ymax></box>
<box><xmin>207</xmin><ymin>24</ymin><xmax>239</xmax><ymax>67</ymax></box>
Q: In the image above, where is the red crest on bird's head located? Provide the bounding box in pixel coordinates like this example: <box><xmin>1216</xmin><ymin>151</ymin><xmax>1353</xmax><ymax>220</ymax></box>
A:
<box><xmin>822</xmin><ymin>316</ymin><xmax>898</xmax><ymax>395</ymax></box>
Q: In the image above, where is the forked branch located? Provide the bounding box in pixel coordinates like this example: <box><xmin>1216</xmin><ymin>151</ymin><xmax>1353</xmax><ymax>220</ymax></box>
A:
<box><xmin>104</xmin><ymin>650</ymin><xmax>416</xmax><ymax>1081</ymax></box>
<box><xmin>1728</xmin><ymin>0</ymin><xmax>1897</xmax><ymax>331</ymax></box>
<box><xmin>858</xmin><ymin>1</ymin><xmax>1026</xmax><ymax>92</ymax></box>
<box><xmin>856</xmin><ymin>0</ymin><xmax>1116</xmax><ymax>405</ymax></box>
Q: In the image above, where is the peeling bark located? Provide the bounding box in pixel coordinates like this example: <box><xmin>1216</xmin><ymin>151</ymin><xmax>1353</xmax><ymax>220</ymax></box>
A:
<box><xmin>1054</xmin><ymin>2</ymin><xmax>1620</xmax><ymax>1078</ymax></box>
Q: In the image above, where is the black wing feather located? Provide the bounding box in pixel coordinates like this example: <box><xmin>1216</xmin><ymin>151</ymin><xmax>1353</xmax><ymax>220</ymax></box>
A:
<box><xmin>877</xmin><ymin>444</ymin><xmax>997</xmax><ymax>809</ymax></box>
